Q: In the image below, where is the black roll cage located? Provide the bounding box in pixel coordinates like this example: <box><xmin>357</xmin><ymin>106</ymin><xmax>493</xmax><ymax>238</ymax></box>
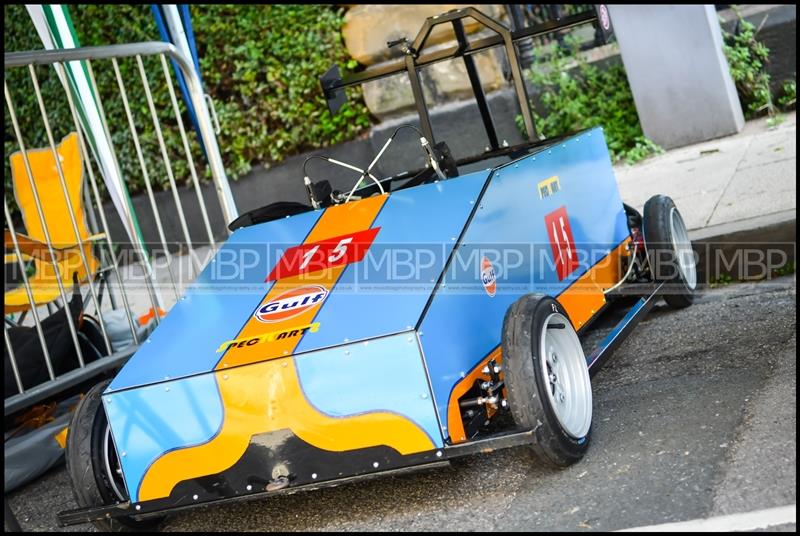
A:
<box><xmin>321</xmin><ymin>5</ymin><xmax>614</xmax><ymax>169</ymax></box>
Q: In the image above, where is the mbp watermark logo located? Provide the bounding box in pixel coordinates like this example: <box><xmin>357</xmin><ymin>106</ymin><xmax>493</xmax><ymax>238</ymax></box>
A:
<box><xmin>72</xmin><ymin>239</ymin><xmax>794</xmax><ymax>300</ymax></box>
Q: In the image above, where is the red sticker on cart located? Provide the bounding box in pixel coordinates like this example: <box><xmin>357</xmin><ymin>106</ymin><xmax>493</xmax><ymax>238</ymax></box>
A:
<box><xmin>545</xmin><ymin>206</ymin><xmax>579</xmax><ymax>281</ymax></box>
<box><xmin>267</xmin><ymin>227</ymin><xmax>381</xmax><ymax>281</ymax></box>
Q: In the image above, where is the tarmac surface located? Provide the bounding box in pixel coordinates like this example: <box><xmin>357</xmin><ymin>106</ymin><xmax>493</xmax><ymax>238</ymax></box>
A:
<box><xmin>7</xmin><ymin>276</ymin><xmax>796</xmax><ymax>532</ymax></box>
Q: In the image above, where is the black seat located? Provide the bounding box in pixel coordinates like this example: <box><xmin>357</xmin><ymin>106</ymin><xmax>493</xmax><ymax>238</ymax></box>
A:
<box><xmin>227</xmin><ymin>201</ymin><xmax>313</xmax><ymax>232</ymax></box>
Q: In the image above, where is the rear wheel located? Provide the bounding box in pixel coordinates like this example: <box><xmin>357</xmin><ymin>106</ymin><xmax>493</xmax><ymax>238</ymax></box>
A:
<box><xmin>502</xmin><ymin>294</ymin><xmax>592</xmax><ymax>467</ymax></box>
<box><xmin>643</xmin><ymin>195</ymin><xmax>697</xmax><ymax>308</ymax></box>
<box><xmin>66</xmin><ymin>379</ymin><xmax>163</xmax><ymax>532</ymax></box>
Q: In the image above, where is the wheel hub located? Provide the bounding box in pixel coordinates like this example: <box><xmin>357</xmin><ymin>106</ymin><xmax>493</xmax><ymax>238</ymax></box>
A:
<box><xmin>540</xmin><ymin>313</ymin><xmax>592</xmax><ymax>438</ymax></box>
<box><xmin>669</xmin><ymin>207</ymin><xmax>697</xmax><ymax>290</ymax></box>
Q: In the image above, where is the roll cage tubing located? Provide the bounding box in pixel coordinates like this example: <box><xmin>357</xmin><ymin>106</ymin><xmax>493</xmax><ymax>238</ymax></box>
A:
<box><xmin>321</xmin><ymin>6</ymin><xmax>613</xmax><ymax>167</ymax></box>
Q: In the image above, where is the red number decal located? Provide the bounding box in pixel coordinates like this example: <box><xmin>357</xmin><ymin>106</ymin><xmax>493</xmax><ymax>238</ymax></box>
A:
<box><xmin>545</xmin><ymin>206</ymin><xmax>578</xmax><ymax>281</ymax></box>
<box><xmin>267</xmin><ymin>227</ymin><xmax>380</xmax><ymax>281</ymax></box>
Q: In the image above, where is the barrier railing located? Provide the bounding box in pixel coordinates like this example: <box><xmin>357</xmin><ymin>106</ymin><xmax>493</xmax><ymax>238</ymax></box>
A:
<box><xmin>4</xmin><ymin>42</ymin><xmax>238</xmax><ymax>415</ymax></box>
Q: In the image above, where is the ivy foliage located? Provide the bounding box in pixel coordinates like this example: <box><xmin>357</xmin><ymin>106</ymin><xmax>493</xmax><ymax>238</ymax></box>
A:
<box><xmin>721</xmin><ymin>10</ymin><xmax>796</xmax><ymax>119</ymax></box>
<box><xmin>518</xmin><ymin>38</ymin><xmax>661</xmax><ymax>164</ymax></box>
<box><xmin>777</xmin><ymin>80</ymin><xmax>796</xmax><ymax>109</ymax></box>
<box><xmin>4</xmin><ymin>4</ymin><xmax>371</xmax><ymax>205</ymax></box>
<box><xmin>721</xmin><ymin>12</ymin><xmax>774</xmax><ymax>117</ymax></box>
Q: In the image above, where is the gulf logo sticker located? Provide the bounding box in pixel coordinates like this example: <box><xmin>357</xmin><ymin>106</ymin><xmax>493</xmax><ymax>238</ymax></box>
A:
<box><xmin>481</xmin><ymin>256</ymin><xmax>497</xmax><ymax>297</ymax></box>
<box><xmin>255</xmin><ymin>285</ymin><xmax>328</xmax><ymax>323</ymax></box>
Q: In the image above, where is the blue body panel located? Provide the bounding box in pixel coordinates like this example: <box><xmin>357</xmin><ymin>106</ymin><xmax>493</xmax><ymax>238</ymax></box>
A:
<box><xmin>418</xmin><ymin>128</ymin><xmax>629</xmax><ymax>438</ymax></box>
<box><xmin>294</xmin><ymin>171</ymin><xmax>488</xmax><ymax>351</ymax></box>
<box><xmin>105</xmin><ymin>332</ymin><xmax>442</xmax><ymax>502</ymax></box>
<box><xmin>294</xmin><ymin>332</ymin><xmax>443</xmax><ymax>448</ymax></box>
<box><xmin>109</xmin><ymin>171</ymin><xmax>487</xmax><ymax>393</ymax></box>
<box><xmin>104</xmin><ymin>374</ymin><xmax>224</xmax><ymax>503</ymax></box>
<box><xmin>108</xmin><ymin>209</ymin><xmax>321</xmax><ymax>392</ymax></box>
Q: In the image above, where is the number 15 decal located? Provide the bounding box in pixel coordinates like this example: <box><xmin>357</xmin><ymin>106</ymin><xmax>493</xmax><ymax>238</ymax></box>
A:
<box><xmin>267</xmin><ymin>227</ymin><xmax>380</xmax><ymax>281</ymax></box>
<box><xmin>545</xmin><ymin>206</ymin><xmax>579</xmax><ymax>281</ymax></box>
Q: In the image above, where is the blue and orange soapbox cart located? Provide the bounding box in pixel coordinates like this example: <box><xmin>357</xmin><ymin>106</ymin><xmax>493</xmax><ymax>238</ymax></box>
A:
<box><xmin>59</xmin><ymin>7</ymin><xmax>697</xmax><ymax>530</ymax></box>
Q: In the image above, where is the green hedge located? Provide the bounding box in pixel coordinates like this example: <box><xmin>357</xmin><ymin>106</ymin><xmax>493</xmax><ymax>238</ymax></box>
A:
<box><xmin>4</xmin><ymin>4</ymin><xmax>370</xmax><ymax>208</ymax></box>
<box><xmin>518</xmin><ymin>39</ymin><xmax>662</xmax><ymax>164</ymax></box>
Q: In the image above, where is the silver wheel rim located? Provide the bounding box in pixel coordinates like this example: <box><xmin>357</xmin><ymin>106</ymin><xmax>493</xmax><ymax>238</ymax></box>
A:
<box><xmin>669</xmin><ymin>207</ymin><xmax>697</xmax><ymax>290</ymax></box>
<box><xmin>102</xmin><ymin>424</ymin><xmax>127</xmax><ymax>502</ymax></box>
<box><xmin>539</xmin><ymin>313</ymin><xmax>592</xmax><ymax>438</ymax></box>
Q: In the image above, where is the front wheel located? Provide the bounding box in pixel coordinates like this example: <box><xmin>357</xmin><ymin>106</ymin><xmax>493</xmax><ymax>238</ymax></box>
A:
<box><xmin>643</xmin><ymin>195</ymin><xmax>697</xmax><ymax>308</ymax></box>
<box><xmin>502</xmin><ymin>294</ymin><xmax>592</xmax><ymax>467</ymax></box>
<box><xmin>66</xmin><ymin>379</ymin><xmax>163</xmax><ymax>532</ymax></box>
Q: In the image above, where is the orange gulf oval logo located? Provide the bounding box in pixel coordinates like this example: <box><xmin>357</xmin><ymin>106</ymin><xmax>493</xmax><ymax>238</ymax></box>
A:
<box><xmin>481</xmin><ymin>257</ymin><xmax>497</xmax><ymax>297</ymax></box>
<box><xmin>255</xmin><ymin>285</ymin><xmax>328</xmax><ymax>323</ymax></box>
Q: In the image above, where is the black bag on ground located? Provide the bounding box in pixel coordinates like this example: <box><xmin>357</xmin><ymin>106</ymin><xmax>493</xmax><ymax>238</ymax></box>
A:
<box><xmin>4</xmin><ymin>278</ymin><xmax>108</xmax><ymax>399</ymax></box>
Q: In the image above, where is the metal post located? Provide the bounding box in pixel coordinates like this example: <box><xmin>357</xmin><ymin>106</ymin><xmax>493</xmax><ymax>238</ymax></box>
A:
<box><xmin>502</xmin><ymin>30</ymin><xmax>538</xmax><ymax>141</ymax></box>
<box><xmin>159</xmin><ymin>53</ymin><xmax>215</xmax><ymax>248</ymax></box>
<box><xmin>4</xmin><ymin>324</ymin><xmax>24</xmax><ymax>395</ymax></box>
<box><xmin>85</xmin><ymin>60</ymin><xmax>163</xmax><ymax>325</ymax></box>
<box><xmin>506</xmin><ymin>4</ymin><xmax>535</xmax><ymax>68</ymax></box>
<box><xmin>452</xmin><ymin>18</ymin><xmax>499</xmax><ymax>151</ymax></box>
<box><xmin>57</xmin><ymin>61</ymin><xmax>139</xmax><ymax>345</ymax></box>
<box><xmin>111</xmin><ymin>57</ymin><xmax>181</xmax><ymax>301</ymax></box>
<box><xmin>161</xmin><ymin>13</ymin><xmax>239</xmax><ymax>227</ymax></box>
<box><xmin>405</xmin><ymin>55</ymin><xmax>436</xmax><ymax>145</ymax></box>
<box><xmin>136</xmin><ymin>54</ymin><xmax>196</xmax><ymax>279</ymax></box>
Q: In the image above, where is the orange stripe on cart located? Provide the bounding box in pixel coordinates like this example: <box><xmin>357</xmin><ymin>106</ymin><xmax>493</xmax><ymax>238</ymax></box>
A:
<box><xmin>217</xmin><ymin>194</ymin><xmax>388</xmax><ymax>370</ymax></box>
<box><xmin>139</xmin><ymin>357</ymin><xmax>435</xmax><ymax>501</ymax></box>
<box><xmin>557</xmin><ymin>239</ymin><xmax>630</xmax><ymax>330</ymax></box>
<box><xmin>447</xmin><ymin>347</ymin><xmax>503</xmax><ymax>444</ymax></box>
<box><xmin>446</xmin><ymin>240</ymin><xmax>631</xmax><ymax>443</ymax></box>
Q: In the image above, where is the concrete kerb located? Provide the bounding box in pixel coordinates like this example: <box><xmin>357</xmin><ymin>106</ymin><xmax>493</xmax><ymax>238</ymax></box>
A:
<box><xmin>689</xmin><ymin>209</ymin><xmax>796</xmax><ymax>284</ymax></box>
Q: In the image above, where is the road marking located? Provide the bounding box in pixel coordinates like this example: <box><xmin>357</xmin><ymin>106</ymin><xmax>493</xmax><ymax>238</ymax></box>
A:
<box><xmin>617</xmin><ymin>504</ymin><xmax>796</xmax><ymax>532</ymax></box>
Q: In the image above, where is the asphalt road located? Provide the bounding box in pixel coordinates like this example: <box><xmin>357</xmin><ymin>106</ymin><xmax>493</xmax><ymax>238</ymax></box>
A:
<box><xmin>7</xmin><ymin>277</ymin><xmax>796</xmax><ymax>532</ymax></box>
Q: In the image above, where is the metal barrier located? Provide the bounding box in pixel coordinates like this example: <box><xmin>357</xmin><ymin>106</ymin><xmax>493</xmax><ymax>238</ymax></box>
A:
<box><xmin>4</xmin><ymin>42</ymin><xmax>238</xmax><ymax>415</ymax></box>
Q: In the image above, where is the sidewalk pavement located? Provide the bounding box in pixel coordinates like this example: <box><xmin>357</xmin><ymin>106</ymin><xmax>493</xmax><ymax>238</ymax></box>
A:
<box><xmin>614</xmin><ymin>111</ymin><xmax>796</xmax><ymax>237</ymax></box>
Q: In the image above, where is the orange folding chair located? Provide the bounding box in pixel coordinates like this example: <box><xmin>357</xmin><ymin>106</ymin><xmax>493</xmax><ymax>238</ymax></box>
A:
<box><xmin>5</xmin><ymin>132</ymin><xmax>109</xmax><ymax>317</ymax></box>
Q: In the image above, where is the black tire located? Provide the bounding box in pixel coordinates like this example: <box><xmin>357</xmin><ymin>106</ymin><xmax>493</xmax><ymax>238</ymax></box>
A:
<box><xmin>66</xmin><ymin>379</ymin><xmax>164</xmax><ymax>532</ymax></box>
<box><xmin>502</xmin><ymin>294</ymin><xmax>591</xmax><ymax>467</ymax></box>
<box><xmin>642</xmin><ymin>195</ymin><xmax>697</xmax><ymax>309</ymax></box>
